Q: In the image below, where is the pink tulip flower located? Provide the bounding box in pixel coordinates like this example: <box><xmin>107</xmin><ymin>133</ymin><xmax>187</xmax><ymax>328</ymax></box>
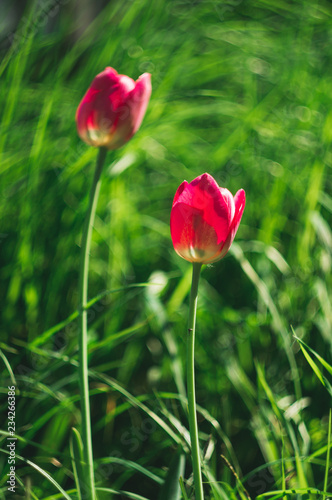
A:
<box><xmin>76</xmin><ymin>67</ymin><xmax>151</xmax><ymax>150</ymax></box>
<box><xmin>170</xmin><ymin>173</ymin><xmax>245</xmax><ymax>264</ymax></box>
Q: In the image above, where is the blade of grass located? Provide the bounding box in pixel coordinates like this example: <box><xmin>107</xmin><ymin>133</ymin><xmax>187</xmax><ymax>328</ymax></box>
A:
<box><xmin>179</xmin><ymin>476</ymin><xmax>189</xmax><ymax>500</ymax></box>
<box><xmin>256</xmin><ymin>488</ymin><xmax>332</xmax><ymax>498</ymax></box>
<box><xmin>231</xmin><ymin>243</ymin><xmax>302</xmax><ymax>401</ymax></box>
<box><xmin>0</xmin><ymin>348</ymin><xmax>17</xmax><ymax>386</ymax></box>
<box><xmin>299</xmin><ymin>343</ymin><xmax>325</xmax><ymax>386</ymax></box>
<box><xmin>96</xmin><ymin>488</ymin><xmax>150</xmax><ymax>499</ymax></box>
<box><xmin>0</xmin><ymin>448</ymin><xmax>72</xmax><ymax>499</ymax></box>
<box><xmin>323</xmin><ymin>409</ymin><xmax>331</xmax><ymax>500</ymax></box>
<box><xmin>294</xmin><ymin>333</ymin><xmax>332</xmax><ymax>376</ymax></box>
<box><xmin>31</xmin><ymin>283</ymin><xmax>152</xmax><ymax>347</ymax></box>
<box><xmin>93</xmin><ymin>372</ymin><xmax>185</xmax><ymax>449</ymax></box>
<box><xmin>98</xmin><ymin>456</ymin><xmax>164</xmax><ymax>485</ymax></box>
<box><xmin>70</xmin><ymin>427</ymin><xmax>84</xmax><ymax>500</ymax></box>
<box><xmin>158</xmin><ymin>452</ymin><xmax>185</xmax><ymax>500</ymax></box>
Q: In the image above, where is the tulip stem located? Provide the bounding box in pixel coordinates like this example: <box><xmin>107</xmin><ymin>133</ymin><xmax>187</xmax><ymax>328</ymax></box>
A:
<box><xmin>187</xmin><ymin>262</ymin><xmax>204</xmax><ymax>500</ymax></box>
<box><xmin>78</xmin><ymin>146</ymin><xmax>107</xmax><ymax>500</ymax></box>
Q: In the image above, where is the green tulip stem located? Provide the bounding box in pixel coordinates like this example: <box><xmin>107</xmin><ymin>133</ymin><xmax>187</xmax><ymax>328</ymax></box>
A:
<box><xmin>187</xmin><ymin>262</ymin><xmax>204</xmax><ymax>500</ymax></box>
<box><xmin>78</xmin><ymin>146</ymin><xmax>107</xmax><ymax>500</ymax></box>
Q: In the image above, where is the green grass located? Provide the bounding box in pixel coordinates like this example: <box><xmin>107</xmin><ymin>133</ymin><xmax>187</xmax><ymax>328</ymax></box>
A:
<box><xmin>0</xmin><ymin>0</ymin><xmax>332</xmax><ymax>498</ymax></box>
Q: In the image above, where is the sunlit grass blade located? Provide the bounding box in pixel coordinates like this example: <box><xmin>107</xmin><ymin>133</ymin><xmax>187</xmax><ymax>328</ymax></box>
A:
<box><xmin>299</xmin><ymin>343</ymin><xmax>325</xmax><ymax>386</ymax></box>
<box><xmin>294</xmin><ymin>333</ymin><xmax>332</xmax><ymax>376</ymax></box>
<box><xmin>167</xmin><ymin>266</ymin><xmax>192</xmax><ymax>316</ymax></box>
<box><xmin>295</xmin><ymin>335</ymin><xmax>332</xmax><ymax>397</ymax></box>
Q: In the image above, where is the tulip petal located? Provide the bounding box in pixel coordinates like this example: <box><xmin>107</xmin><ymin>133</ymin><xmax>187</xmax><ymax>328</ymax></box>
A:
<box><xmin>172</xmin><ymin>180</ymin><xmax>189</xmax><ymax>205</ymax></box>
<box><xmin>170</xmin><ymin>173</ymin><xmax>245</xmax><ymax>264</ymax></box>
<box><xmin>76</xmin><ymin>67</ymin><xmax>151</xmax><ymax>149</ymax></box>
<box><xmin>185</xmin><ymin>174</ymin><xmax>233</xmax><ymax>245</ymax></box>
<box><xmin>170</xmin><ymin>203</ymin><xmax>220</xmax><ymax>263</ymax></box>
<box><xmin>76</xmin><ymin>68</ymin><xmax>122</xmax><ymax>146</ymax></box>
<box><xmin>105</xmin><ymin>73</ymin><xmax>152</xmax><ymax>148</ymax></box>
<box><xmin>117</xmin><ymin>74</ymin><xmax>136</xmax><ymax>95</ymax></box>
<box><xmin>217</xmin><ymin>189</ymin><xmax>246</xmax><ymax>260</ymax></box>
<box><xmin>126</xmin><ymin>73</ymin><xmax>152</xmax><ymax>135</ymax></box>
<box><xmin>232</xmin><ymin>189</ymin><xmax>246</xmax><ymax>236</ymax></box>
<box><xmin>220</xmin><ymin>187</ymin><xmax>235</xmax><ymax>221</ymax></box>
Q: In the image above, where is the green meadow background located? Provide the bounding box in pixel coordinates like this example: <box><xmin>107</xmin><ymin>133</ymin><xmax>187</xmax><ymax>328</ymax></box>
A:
<box><xmin>0</xmin><ymin>0</ymin><xmax>331</xmax><ymax>498</ymax></box>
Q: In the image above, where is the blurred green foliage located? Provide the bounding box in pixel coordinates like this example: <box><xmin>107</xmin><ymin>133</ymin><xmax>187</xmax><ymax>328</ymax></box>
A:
<box><xmin>0</xmin><ymin>0</ymin><xmax>331</xmax><ymax>498</ymax></box>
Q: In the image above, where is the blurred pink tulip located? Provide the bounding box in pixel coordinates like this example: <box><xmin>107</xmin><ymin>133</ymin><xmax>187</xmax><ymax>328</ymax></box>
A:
<box><xmin>76</xmin><ymin>67</ymin><xmax>151</xmax><ymax>149</ymax></box>
<box><xmin>170</xmin><ymin>173</ymin><xmax>245</xmax><ymax>264</ymax></box>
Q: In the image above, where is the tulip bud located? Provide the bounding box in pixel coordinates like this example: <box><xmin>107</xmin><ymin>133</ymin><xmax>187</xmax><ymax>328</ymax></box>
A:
<box><xmin>76</xmin><ymin>67</ymin><xmax>151</xmax><ymax>150</ymax></box>
<box><xmin>170</xmin><ymin>173</ymin><xmax>245</xmax><ymax>264</ymax></box>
